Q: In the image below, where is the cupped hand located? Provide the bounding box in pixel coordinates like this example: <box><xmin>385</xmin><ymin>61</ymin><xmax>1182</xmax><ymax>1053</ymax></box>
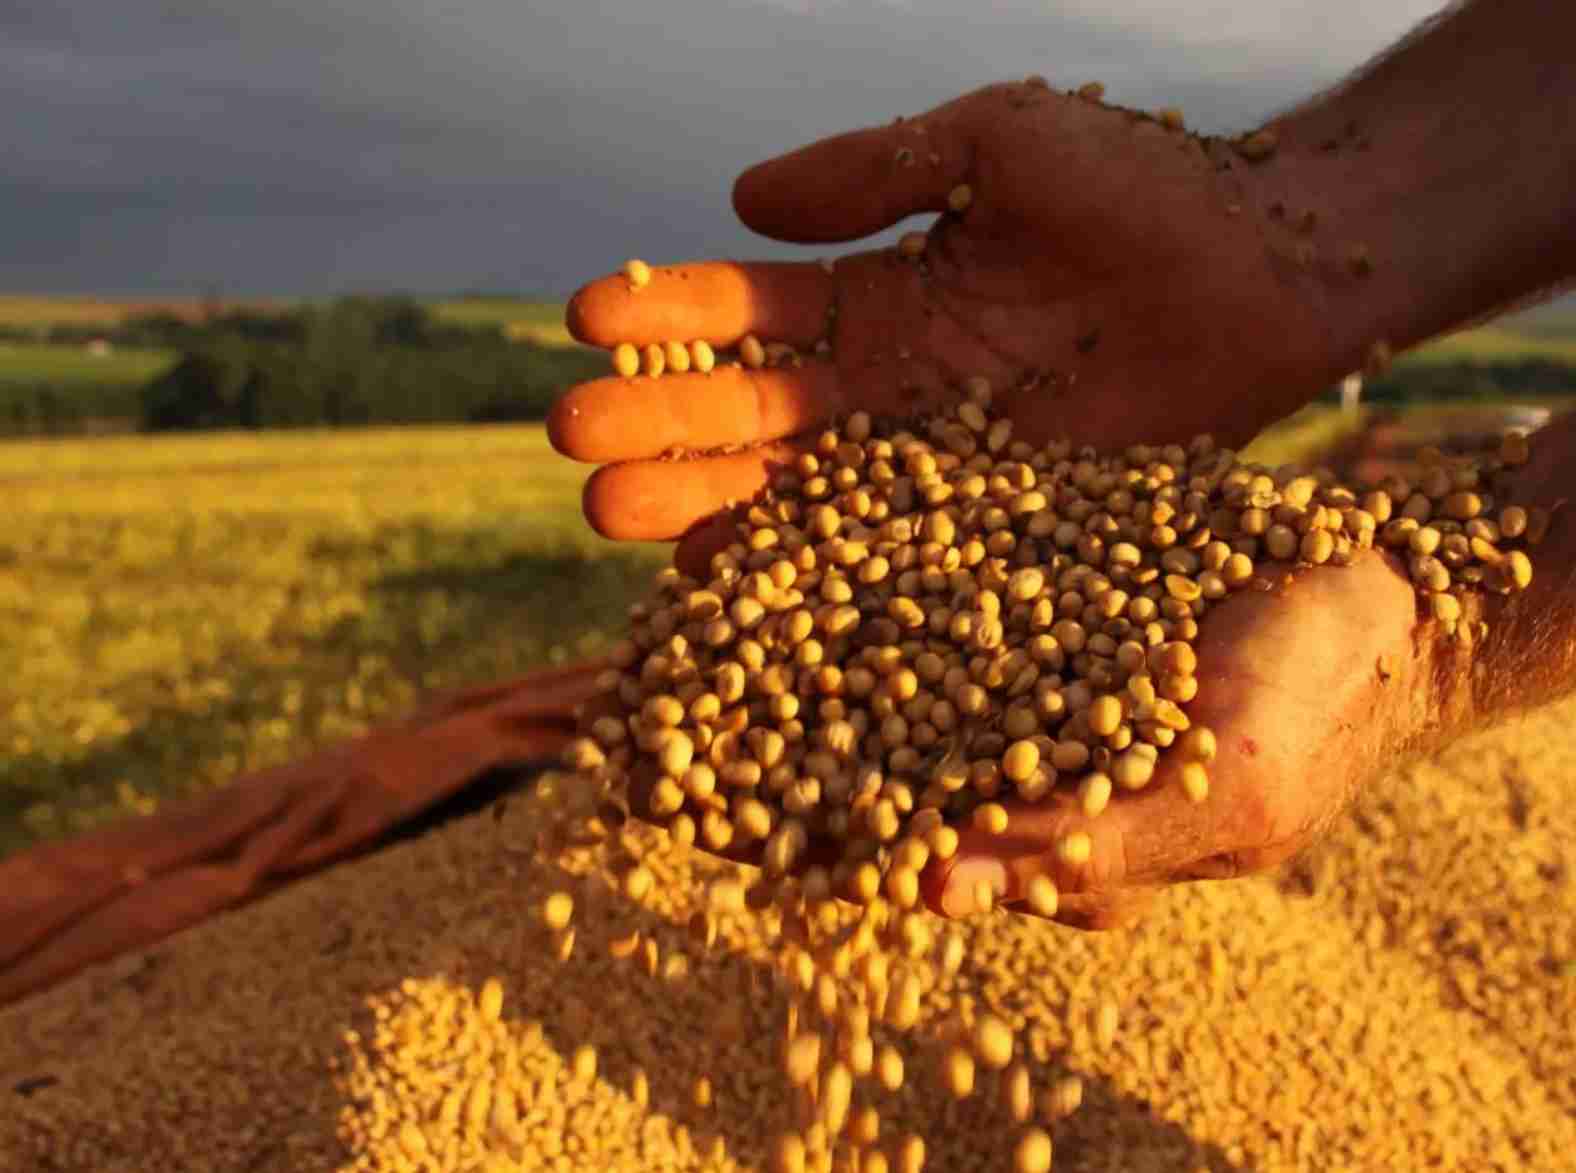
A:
<box><xmin>549</xmin><ymin>79</ymin><xmax>1339</xmax><ymax>569</ymax></box>
<box><xmin>920</xmin><ymin>550</ymin><xmax>1442</xmax><ymax>929</ymax></box>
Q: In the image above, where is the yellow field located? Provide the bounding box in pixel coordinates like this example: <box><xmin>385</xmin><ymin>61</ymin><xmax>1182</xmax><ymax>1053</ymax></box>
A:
<box><xmin>0</xmin><ymin>424</ymin><xmax>664</xmax><ymax>854</ymax></box>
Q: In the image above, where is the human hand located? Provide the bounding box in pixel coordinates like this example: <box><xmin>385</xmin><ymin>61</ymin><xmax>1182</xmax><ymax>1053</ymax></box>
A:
<box><xmin>917</xmin><ymin>550</ymin><xmax>1444</xmax><ymax>928</ymax></box>
<box><xmin>550</xmin><ymin>79</ymin><xmax>1341</xmax><ymax>569</ymax></box>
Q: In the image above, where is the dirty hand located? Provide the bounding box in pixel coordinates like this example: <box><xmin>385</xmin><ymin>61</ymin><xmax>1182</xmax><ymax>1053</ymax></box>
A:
<box><xmin>550</xmin><ymin>79</ymin><xmax>1340</xmax><ymax>570</ymax></box>
<box><xmin>923</xmin><ymin>551</ymin><xmax>1437</xmax><ymax>928</ymax></box>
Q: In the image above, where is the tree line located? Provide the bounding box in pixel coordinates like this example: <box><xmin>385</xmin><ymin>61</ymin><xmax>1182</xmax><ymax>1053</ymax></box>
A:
<box><xmin>2</xmin><ymin>297</ymin><xmax>603</xmax><ymax>436</ymax></box>
<box><xmin>2</xmin><ymin>296</ymin><xmax>1572</xmax><ymax>437</ymax></box>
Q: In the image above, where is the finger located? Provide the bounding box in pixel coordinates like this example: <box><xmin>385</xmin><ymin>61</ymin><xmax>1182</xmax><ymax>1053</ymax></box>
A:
<box><xmin>581</xmin><ymin>441</ymin><xmax>808</xmax><ymax>541</ymax></box>
<box><xmin>1043</xmin><ymin>886</ymin><xmax>1161</xmax><ymax>932</ymax></box>
<box><xmin>924</xmin><ymin>778</ymin><xmax>1220</xmax><ymax>919</ymax></box>
<box><xmin>549</xmin><ymin>363</ymin><xmax>843</xmax><ymax>463</ymax></box>
<box><xmin>733</xmin><ymin>101</ymin><xmax>976</xmax><ymax>243</ymax></box>
<box><xmin>674</xmin><ymin>513</ymin><xmax>741</xmax><ymax>580</ymax></box>
<box><xmin>566</xmin><ymin>261</ymin><xmax>834</xmax><ymax>350</ymax></box>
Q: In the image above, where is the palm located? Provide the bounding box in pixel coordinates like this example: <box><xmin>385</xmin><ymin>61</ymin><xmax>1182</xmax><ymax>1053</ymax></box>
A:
<box><xmin>549</xmin><ymin>80</ymin><xmax>1333</xmax><ymax>569</ymax></box>
<box><xmin>819</xmin><ymin>90</ymin><xmax>1325</xmax><ymax>451</ymax></box>
<box><xmin>926</xmin><ymin>551</ymin><xmax>1427</xmax><ymax>929</ymax></box>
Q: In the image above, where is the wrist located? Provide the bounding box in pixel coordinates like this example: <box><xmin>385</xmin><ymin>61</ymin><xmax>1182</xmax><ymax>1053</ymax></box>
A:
<box><xmin>1234</xmin><ymin>6</ymin><xmax>1576</xmax><ymax>378</ymax></box>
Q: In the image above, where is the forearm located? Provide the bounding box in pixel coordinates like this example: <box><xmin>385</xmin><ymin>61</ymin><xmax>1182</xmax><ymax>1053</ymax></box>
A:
<box><xmin>1251</xmin><ymin>0</ymin><xmax>1576</xmax><ymax>376</ymax></box>
<box><xmin>1427</xmin><ymin>411</ymin><xmax>1576</xmax><ymax>739</ymax></box>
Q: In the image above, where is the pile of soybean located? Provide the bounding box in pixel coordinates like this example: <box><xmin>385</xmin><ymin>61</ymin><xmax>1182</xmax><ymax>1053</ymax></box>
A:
<box><xmin>4</xmin><ymin>394</ymin><xmax>1573</xmax><ymax>1173</ymax></box>
<box><xmin>534</xmin><ymin>388</ymin><xmax>1543</xmax><ymax>1172</ymax></box>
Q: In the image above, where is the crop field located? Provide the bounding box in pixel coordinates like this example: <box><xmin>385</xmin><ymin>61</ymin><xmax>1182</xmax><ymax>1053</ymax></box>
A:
<box><xmin>0</xmin><ymin>425</ymin><xmax>666</xmax><ymax>854</ymax></box>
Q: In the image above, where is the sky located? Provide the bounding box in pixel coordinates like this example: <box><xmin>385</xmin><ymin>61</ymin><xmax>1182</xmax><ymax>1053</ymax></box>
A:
<box><xmin>1</xmin><ymin>0</ymin><xmax>1447</xmax><ymax>299</ymax></box>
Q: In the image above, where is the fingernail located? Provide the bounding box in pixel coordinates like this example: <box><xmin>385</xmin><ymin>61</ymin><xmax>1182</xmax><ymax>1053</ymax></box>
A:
<box><xmin>941</xmin><ymin>856</ymin><xmax>1006</xmax><ymax>918</ymax></box>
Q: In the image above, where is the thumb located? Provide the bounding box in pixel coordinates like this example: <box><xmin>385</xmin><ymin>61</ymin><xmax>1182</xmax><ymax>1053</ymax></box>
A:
<box><xmin>732</xmin><ymin>94</ymin><xmax>978</xmax><ymax>244</ymax></box>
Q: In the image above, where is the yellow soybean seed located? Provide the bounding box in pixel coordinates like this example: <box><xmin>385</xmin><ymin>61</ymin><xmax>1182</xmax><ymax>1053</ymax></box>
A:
<box><xmin>1025</xmin><ymin>874</ymin><xmax>1059</xmax><ymax>918</ymax></box>
<box><xmin>1301</xmin><ymin>529</ymin><xmax>1334</xmax><ymax>564</ymax></box>
<box><xmin>973</xmin><ymin>1014</ymin><xmax>1015</xmax><ymax>1069</ymax></box>
<box><xmin>611</xmin><ymin>342</ymin><xmax>640</xmax><ymax>377</ymax></box>
<box><xmin>690</xmin><ymin>338</ymin><xmax>716</xmax><ymax>373</ymax></box>
<box><xmin>1178</xmin><ymin>725</ymin><xmax>1217</xmax><ymax>762</ymax></box>
<box><xmin>1077</xmin><ymin>772</ymin><xmax>1112</xmax><ymax>818</ymax></box>
<box><xmin>1003</xmin><ymin>1062</ymin><xmax>1034</xmax><ymax>1122</ymax></box>
<box><xmin>973</xmin><ymin>803</ymin><xmax>1010</xmax><ymax>834</ymax></box>
<box><xmin>623</xmin><ymin>258</ymin><xmax>652</xmax><ymax>287</ymax></box>
<box><xmin>1087</xmin><ymin>694</ymin><xmax>1122</xmax><ymax>737</ymax></box>
<box><xmin>664</xmin><ymin>339</ymin><xmax>691</xmax><ymax>374</ymax></box>
<box><xmin>1014</xmin><ymin>1128</ymin><xmax>1054</xmax><ymax>1173</ymax></box>
<box><xmin>1111</xmin><ymin>750</ymin><xmax>1155</xmax><ymax>791</ymax></box>
<box><xmin>622</xmin><ymin>865</ymin><xmax>654</xmax><ymax>903</ymax></box>
<box><xmin>1179</xmin><ymin>761</ymin><xmax>1210</xmax><ymax>804</ymax></box>
<box><xmin>942</xmin><ymin>1045</ymin><xmax>976</xmax><ymax>1097</ymax></box>
<box><xmin>1044</xmin><ymin>1075</ymin><xmax>1084</xmax><ymax>1118</ymax></box>
<box><xmin>885</xmin><ymin>865</ymin><xmax>920</xmax><ymax>909</ymax></box>
<box><xmin>1002</xmin><ymin>739</ymin><xmax>1040</xmax><ymax>782</ymax></box>
<box><xmin>692</xmin><ymin>1075</ymin><xmax>713</xmax><ymax>1108</ymax></box>
<box><xmin>771</xmin><ymin>1132</ymin><xmax>808</xmax><ymax>1173</ymax></box>
<box><xmin>641</xmin><ymin>342</ymin><xmax>666</xmax><ymax>377</ymax></box>
<box><xmin>947</xmin><ymin>184</ymin><xmax>974</xmax><ymax>212</ymax></box>
<box><xmin>477</xmin><ymin>976</ymin><xmax>505</xmax><ymax>1023</ymax></box>
<box><xmin>876</xmin><ymin>1045</ymin><xmax>905</xmax><ymax>1091</ymax></box>
<box><xmin>542</xmin><ymin>891</ymin><xmax>574</xmax><ymax>931</ymax></box>
<box><xmin>740</xmin><ymin>334</ymin><xmax>767</xmax><ymax>369</ymax></box>
<box><xmin>1055</xmin><ymin>831</ymin><xmax>1092</xmax><ymax>867</ymax></box>
<box><xmin>1505</xmin><ymin>550</ymin><xmax>1533</xmax><ymax>590</ymax></box>
<box><xmin>849</xmin><ymin>1106</ymin><xmax>880</xmax><ymax>1145</ymax></box>
<box><xmin>821</xmin><ymin>1062</ymin><xmax>853</xmax><ymax>1135</ymax></box>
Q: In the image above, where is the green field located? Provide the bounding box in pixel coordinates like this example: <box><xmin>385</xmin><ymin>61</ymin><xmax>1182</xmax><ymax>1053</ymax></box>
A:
<box><xmin>0</xmin><ymin>342</ymin><xmax>176</xmax><ymax>389</ymax></box>
<box><xmin>1400</xmin><ymin>324</ymin><xmax>1576</xmax><ymax>365</ymax></box>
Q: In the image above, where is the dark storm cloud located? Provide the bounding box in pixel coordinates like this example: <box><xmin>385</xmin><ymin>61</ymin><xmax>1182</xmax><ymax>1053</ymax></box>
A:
<box><xmin>0</xmin><ymin>0</ymin><xmax>1439</xmax><ymax>296</ymax></box>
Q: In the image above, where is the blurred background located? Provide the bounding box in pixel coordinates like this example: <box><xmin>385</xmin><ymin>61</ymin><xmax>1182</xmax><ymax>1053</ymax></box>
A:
<box><xmin>3</xmin><ymin>0</ymin><xmax>1572</xmax><ymax>854</ymax></box>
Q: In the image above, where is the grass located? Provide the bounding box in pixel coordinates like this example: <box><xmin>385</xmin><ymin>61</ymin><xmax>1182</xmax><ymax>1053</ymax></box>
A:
<box><xmin>0</xmin><ymin>342</ymin><xmax>176</xmax><ymax>389</ymax></box>
<box><xmin>429</xmin><ymin>297</ymin><xmax>577</xmax><ymax>347</ymax></box>
<box><xmin>1404</xmin><ymin>324</ymin><xmax>1576</xmax><ymax>365</ymax></box>
<box><xmin>1240</xmin><ymin>402</ymin><xmax>1363</xmax><ymax>467</ymax></box>
<box><xmin>0</xmin><ymin>424</ymin><xmax>665</xmax><ymax>857</ymax></box>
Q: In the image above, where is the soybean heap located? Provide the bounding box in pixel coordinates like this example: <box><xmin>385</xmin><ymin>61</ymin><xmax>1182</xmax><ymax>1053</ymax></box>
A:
<box><xmin>549</xmin><ymin>379</ymin><xmax>1540</xmax><ymax>1172</ymax></box>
